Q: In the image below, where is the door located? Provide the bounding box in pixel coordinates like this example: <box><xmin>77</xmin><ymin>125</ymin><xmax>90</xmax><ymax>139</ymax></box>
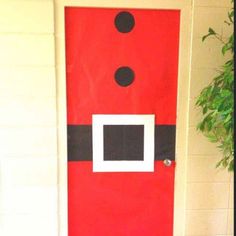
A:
<box><xmin>65</xmin><ymin>7</ymin><xmax>180</xmax><ymax>236</ymax></box>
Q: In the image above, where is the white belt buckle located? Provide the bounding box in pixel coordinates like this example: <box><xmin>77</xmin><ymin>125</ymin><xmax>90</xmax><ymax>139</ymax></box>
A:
<box><xmin>92</xmin><ymin>114</ymin><xmax>155</xmax><ymax>172</ymax></box>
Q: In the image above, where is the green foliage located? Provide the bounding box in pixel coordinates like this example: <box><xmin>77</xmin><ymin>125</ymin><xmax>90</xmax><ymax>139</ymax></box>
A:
<box><xmin>196</xmin><ymin>4</ymin><xmax>234</xmax><ymax>171</ymax></box>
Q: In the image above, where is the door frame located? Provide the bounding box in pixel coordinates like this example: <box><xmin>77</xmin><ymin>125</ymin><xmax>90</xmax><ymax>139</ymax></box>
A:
<box><xmin>54</xmin><ymin>1</ymin><xmax>193</xmax><ymax>235</ymax></box>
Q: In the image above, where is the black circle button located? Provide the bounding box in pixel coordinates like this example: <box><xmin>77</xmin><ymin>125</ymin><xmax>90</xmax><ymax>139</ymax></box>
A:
<box><xmin>115</xmin><ymin>67</ymin><xmax>135</xmax><ymax>87</ymax></box>
<box><xmin>114</xmin><ymin>11</ymin><xmax>135</xmax><ymax>33</ymax></box>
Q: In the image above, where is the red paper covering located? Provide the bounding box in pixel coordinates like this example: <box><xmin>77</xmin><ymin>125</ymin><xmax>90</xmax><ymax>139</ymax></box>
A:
<box><xmin>65</xmin><ymin>8</ymin><xmax>180</xmax><ymax>125</ymax></box>
<box><xmin>68</xmin><ymin>161</ymin><xmax>175</xmax><ymax>236</ymax></box>
<box><xmin>65</xmin><ymin>7</ymin><xmax>180</xmax><ymax>236</ymax></box>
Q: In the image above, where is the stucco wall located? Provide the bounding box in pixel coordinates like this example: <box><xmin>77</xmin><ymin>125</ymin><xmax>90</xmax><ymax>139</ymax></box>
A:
<box><xmin>0</xmin><ymin>0</ymin><xmax>233</xmax><ymax>236</ymax></box>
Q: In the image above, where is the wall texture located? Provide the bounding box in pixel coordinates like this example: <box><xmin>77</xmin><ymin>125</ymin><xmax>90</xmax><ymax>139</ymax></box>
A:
<box><xmin>0</xmin><ymin>0</ymin><xmax>233</xmax><ymax>236</ymax></box>
<box><xmin>185</xmin><ymin>0</ymin><xmax>234</xmax><ymax>235</ymax></box>
<box><xmin>0</xmin><ymin>1</ymin><xmax>58</xmax><ymax>235</ymax></box>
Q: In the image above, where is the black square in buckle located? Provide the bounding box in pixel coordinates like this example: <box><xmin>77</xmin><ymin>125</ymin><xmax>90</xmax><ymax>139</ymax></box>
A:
<box><xmin>103</xmin><ymin>125</ymin><xmax>144</xmax><ymax>161</ymax></box>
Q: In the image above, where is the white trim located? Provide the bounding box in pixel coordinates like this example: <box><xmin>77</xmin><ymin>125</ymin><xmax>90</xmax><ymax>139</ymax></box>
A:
<box><xmin>92</xmin><ymin>114</ymin><xmax>155</xmax><ymax>172</ymax></box>
<box><xmin>57</xmin><ymin>0</ymin><xmax>191</xmax><ymax>9</ymax></box>
<box><xmin>173</xmin><ymin>5</ymin><xmax>193</xmax><ymax>236</ymax></box>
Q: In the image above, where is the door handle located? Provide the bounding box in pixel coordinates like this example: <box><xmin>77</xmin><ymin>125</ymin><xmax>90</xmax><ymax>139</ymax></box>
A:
<box><xmin>163</xmin><ymin>159</ymin><xmax>172</xmax><ymax>167</ymax></box>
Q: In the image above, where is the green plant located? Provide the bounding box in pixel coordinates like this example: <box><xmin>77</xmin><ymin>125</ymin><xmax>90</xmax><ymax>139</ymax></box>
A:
<box><xmin>195</xmin><ymin>2</ymin><xmax>234</xmax><ymax>171</ymax></box>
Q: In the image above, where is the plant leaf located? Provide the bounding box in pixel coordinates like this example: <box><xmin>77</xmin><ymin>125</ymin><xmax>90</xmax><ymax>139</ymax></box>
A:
<box><xmin>202</xmin><ymin>28</ymin><xmax>216</xmax><ymax>41</ymax></box>
<box><xmin>198</xmin><ymin>5</ymin><xmax>234</xmax><ymax>172</ymax></box>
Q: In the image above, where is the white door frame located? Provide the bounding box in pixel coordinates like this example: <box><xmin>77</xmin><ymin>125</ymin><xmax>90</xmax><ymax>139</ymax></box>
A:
<box><xmin>54</xmin><ymin>1</ymin><xmax>193</xmax><ymax>235</ymax></box>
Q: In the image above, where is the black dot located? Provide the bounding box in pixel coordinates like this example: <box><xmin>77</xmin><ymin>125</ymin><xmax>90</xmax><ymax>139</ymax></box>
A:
<box><xmin>115</xmin><ymin>67</ymin><xmax>135</xmax><ymax>87</ymax></box>
<box><xmin>114</xmin><ymin>11</ymin><xmax>135</xmax><ymax>33</ymax></box>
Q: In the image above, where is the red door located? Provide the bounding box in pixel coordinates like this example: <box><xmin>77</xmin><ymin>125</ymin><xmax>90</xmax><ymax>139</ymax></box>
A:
<box><xmin>65</xmin><ymin>7</ymin><xmax>180</xmax><ymax>236</ymax></box>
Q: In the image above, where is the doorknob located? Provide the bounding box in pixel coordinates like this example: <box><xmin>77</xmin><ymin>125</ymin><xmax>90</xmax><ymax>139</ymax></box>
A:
<box><xmin>163</xmin><ymin>159</ymin><xmax>172</xmax><ymax>167</ymax></box>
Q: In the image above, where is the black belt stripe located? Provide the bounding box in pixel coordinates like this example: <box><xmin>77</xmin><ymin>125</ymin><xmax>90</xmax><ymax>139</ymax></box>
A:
<box><xmin>67</xmin><ymin>125</ymin><xmax>176</xmax><ymax>161</ymax></box>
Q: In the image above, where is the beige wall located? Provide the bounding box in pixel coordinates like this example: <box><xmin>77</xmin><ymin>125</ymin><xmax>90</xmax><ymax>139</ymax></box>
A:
<box><xmin>0</xmin><ymin>1</ymin><xmax>58</xmax><ymax>236</ymax></box>
<box><xmin>186</xmin><ymin>0</ymin><xmax>234</xmax><ymax>235</ymax></box>
<box><xmin>0</xmin><ymin>0</ymin><xmax>233</xmax><ymax>236</ymax></box>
